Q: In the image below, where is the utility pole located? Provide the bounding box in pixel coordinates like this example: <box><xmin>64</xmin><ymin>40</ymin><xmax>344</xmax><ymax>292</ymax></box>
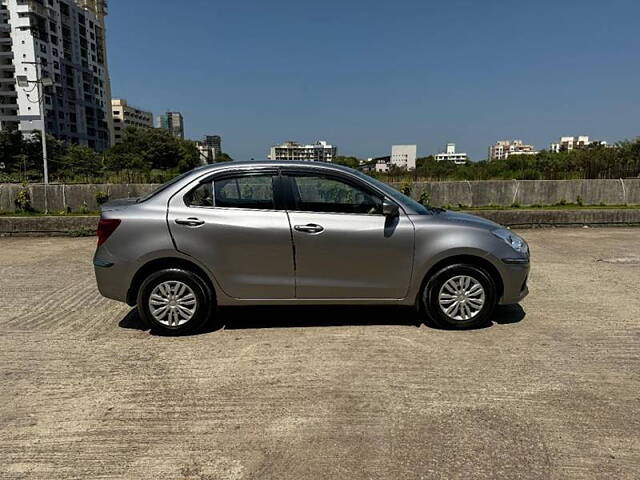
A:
<box><xmin>36</xmin><ymin>62</ymin><xmax>49</xmax><ymax>186</ymax></box>
<box><xmin>17</xmin><ymin>61</ymin><xmax>52</xmax><ymax>213</ymax></box>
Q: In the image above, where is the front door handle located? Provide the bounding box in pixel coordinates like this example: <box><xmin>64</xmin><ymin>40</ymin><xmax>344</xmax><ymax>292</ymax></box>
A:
<box><xmin>294</xmin><ymin>223</ymin><xmax>324</xmax><ymax>234</ymax></box>
<box><xmin>175</xmin><ymin>217</ymin><xmax>205</xmax><ymax>227</ymax></box>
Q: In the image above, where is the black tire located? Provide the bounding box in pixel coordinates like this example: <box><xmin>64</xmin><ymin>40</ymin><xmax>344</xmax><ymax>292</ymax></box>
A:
<box><xmin>137</xmin><ymin>268</ymin><xmax>214</xmax><ymax>335</ymax></box>
<box><xmin>422</xmin><ymin>264</ymin><xmax>497</xmax><ymax>329</ymax></box>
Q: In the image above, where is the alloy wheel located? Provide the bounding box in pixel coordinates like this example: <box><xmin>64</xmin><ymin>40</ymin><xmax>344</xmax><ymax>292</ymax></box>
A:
<box><xmin>437</xmin><ymin>275</ymin><xmax>486</xmax><ymax>321</ymax></box>
<box><xmin>148</xmin><ymin>280</ymin><xmax>197</xmax><ymax>327</ymax></box>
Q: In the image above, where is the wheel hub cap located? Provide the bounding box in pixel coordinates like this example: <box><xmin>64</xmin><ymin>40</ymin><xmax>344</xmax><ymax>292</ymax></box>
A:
<box><xmin>149</xmin><ymin>281</ymin><xmax>197</xmax><ymax>327</ymax></box>
<box><xmin>438</xmin><ymin>275</ymin><xmax>485</xmax><ymax>321</ymax></box>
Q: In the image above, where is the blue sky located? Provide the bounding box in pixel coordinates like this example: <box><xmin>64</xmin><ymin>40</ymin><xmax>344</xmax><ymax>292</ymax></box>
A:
<box><xmin>106</xmin><ymin>0</ymin><xmax>640</xmax><ymax>161</ymax></box>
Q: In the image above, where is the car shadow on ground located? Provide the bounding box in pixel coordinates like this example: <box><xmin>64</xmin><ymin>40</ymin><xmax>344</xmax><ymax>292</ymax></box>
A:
<box><xmin>118</xmin><ymin>304</ymin><xmax>525</xmax><ymax>336</ymax></box>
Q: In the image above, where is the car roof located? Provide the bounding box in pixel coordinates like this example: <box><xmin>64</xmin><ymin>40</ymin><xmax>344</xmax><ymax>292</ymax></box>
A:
<box><xmin>199</xmin><ymin>160</ymin><xmax>356</xmax><ymax>174</ymax></box>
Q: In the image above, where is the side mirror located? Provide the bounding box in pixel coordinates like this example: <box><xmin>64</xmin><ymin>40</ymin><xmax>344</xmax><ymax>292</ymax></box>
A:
<box><xmin>382</xmin><ymin>200</ymin><xmax>399</xmax><ymax>217</ymax></box>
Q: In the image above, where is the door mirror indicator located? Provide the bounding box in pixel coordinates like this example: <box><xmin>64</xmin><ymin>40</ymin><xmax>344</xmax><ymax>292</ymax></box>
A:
<box><xmin>383</xmin><ymin>200</ymin><xmax>399</xmax><ymax>217</ymax></box>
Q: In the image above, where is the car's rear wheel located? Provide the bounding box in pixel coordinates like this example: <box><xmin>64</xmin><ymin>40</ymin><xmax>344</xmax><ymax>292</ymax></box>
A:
<box><xmin>137</xmin><ymin>268</ymin><xmax>213</xmax><ymax>335</ymax></box>
<box><xmin>423</xmin><ymin>264</ymin><xmax>497</xmax><ymax>329</ymax></box>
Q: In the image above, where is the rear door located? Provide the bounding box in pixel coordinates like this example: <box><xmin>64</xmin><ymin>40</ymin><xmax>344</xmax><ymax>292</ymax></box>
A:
<box><xmin>282</xmin><ymin>170</ymin><xmax>415</xmax><ymax>299</ymax></box>
<box><xmin>168</xmin><ymin>170</ymin><xmax>295</xmax><ymax>299</ymax></box>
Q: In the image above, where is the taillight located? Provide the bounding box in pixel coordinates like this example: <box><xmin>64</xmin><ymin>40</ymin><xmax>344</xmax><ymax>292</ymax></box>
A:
<box><xmin>97</xmin><ymin>218</ymin><xmax>121</xmax><ymax>246</ymax></box>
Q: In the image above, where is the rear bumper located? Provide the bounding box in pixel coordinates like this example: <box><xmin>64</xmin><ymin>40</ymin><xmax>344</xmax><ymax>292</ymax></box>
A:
<box><xmin>94</xmin><ymin>257</ymin><xmax>131</xmax><ymax>303</ymax></box>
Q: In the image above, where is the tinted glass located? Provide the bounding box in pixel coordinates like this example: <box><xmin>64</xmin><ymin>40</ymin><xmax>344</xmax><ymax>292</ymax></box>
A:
<box><xmin>214</xmin><ymin>175</ymin><xmax>275</xmax><ymax>209</ymax></box>
<box><xmin>351</xmin><ymin>170</ymin><xmax>431</xmax><ymax>215</ymax></box>
<box><xmin>185</xmin><ymin>182</ymin><xmax>213</xmax><ymax>207</ymax></box>
<box><xmin>289</xmin><ymin>174</ymin><xmax>382</xmax><ymax>214</ymax></box>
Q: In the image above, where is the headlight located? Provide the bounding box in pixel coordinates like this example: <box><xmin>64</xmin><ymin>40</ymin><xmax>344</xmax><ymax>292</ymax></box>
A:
<box><xmin>492</xmin><ymin>228</ymin><xmax>529</xmax><ymax>256</ymax></box>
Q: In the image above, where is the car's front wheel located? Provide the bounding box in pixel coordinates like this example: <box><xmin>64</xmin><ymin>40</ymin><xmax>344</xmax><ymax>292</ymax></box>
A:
<box><xmin>423</xmin><ymin>264</ymin><xmax>497</xmax><ymax>329</ymax></box>
<box><xmin>137</xmin><ymin>268</ymin><xmax>213</xmax><ymax>335</ymax></box>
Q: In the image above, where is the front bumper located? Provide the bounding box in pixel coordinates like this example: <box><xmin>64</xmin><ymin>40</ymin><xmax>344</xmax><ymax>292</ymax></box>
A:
<box><xmin>498</xmin><ymin>259</ymin><xmax>530</xmax><ymax>305</ymax></box>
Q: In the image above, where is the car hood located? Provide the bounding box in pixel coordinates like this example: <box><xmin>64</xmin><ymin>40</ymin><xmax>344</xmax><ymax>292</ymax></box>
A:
<box><xmin>434</xmin><ymin>210</ymin><xmax>502</xmax><ymax>231</ymax></box>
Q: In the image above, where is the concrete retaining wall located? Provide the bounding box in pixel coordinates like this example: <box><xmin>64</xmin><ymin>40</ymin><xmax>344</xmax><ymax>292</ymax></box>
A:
<box><xmin>470</xmin><ymin>208</ymin><xmax>640</xmax><ymax>228</ymax></box>
<box><xmin>0</xmin><ymin>215</ymin><xmax>98</xmax><ymax>236</ymax></box>
<box><xmin>398</xmin><ymin>178</ymin><xmax>640</xmax><ymax>207</ymax></box>
<box><xmin>0</xmin><ymin>183</ymin><xmax>160</xmax><ymax>213</ymax></box>
<box><xmin>0</xmin><ymin>179</ymin><xmax>639</xmax><ymax>212</ymax></box>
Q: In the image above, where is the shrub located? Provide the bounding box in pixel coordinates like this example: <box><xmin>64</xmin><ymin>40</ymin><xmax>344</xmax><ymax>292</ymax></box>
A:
<box><xmin>511</xmin><ymin>201</ymin><xmax>521</xmax><ymax>209</ymax></box>
<box><xmin>14</xmin><ymin>182</ymin><xmax>32</xmax><ymax>212</ymax></box>
<box><xmin>418</xmin><ymin>191</ymin><xmax>431</xmax><ymax>206</ymax></box>
<box><xmin>79</xmin><ymin>201</ymin><xmax>89</xmax><ymax>214</ymax></box>
<box><xmin>95</xmin><ymin>191</ymin><xmax>110</xmax><ymax>205</ymax></box>
<box><xmin>576</xmin><ymin>195</ymin><xmax>583</xmax><ymax>206</ymax></box>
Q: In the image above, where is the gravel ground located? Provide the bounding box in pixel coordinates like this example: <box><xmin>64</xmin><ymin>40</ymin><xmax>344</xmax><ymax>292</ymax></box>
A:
<box><xmin>1</xmin><ymin>229</ymin><xmax>639</xmax><ymax>479</ymax></box>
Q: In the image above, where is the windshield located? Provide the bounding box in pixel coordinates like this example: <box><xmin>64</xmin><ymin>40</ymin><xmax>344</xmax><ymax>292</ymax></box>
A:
<box><xmin>352</xmin><ymin>170</ymin><xmax>432</xmax><ymax>215</ymax></box>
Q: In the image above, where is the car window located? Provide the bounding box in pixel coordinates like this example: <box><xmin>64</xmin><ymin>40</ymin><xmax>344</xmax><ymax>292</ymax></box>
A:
<box><xmin>353</xmin><ymin>171</ymin><xmax>431</xmax><ymax>215</ymax></box>
<box><xmin>288</xmin><ymin>174</ymin><xmax>382</xmax><ymax>214</ymax></box>
<box><xmin>214</xmin><ymin>175</ymin><xmax>275</xmax><ymax>210</ymax></box>
<box><xmin>184</xmin><ymin>182</ymin><xmax>214</xmax><ymax>207</ymax></box>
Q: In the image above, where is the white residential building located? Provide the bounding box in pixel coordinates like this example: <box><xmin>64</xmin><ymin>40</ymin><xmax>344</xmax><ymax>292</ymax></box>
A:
<box><xmin>268</xmin><ymin>140</ymin><xmax>336</xmax><ymax>162</ymax></box>
<box><xmin>550</xmin><ymin>136</ymin><xmax>607</xmax><ymax>153</ymax></box>
<box><xmin>435</xmin><ymin>143</ymin><xmax>468</xmax><ymax>165</ymax></box>
<box><xmin>489</xmin><ymin>139</ymin><xmax>538</xmax><ymax>160</ymax></box>
<box><xmin>390</xmin><ymin>144</ymin><xmax>416</xmax><ymax>170</ymax></box>
<box><xmin>0</xmin><ymin>0</ymin><xmax>113</xmax><ymax>151</ymax></box>
<box><xmin>369</xmin><ymin>145</ymin><xmax>417</xmax><ymax>172</ymax></box>
<box><xmin>111</xmin><ymin>99</ymin><xmax>153</xmax><ymax>143</ymax></box>
<box><xmin>366</xmin><ymin>155</ymin><xmax>390</xmax><ymax>173</ymax></box>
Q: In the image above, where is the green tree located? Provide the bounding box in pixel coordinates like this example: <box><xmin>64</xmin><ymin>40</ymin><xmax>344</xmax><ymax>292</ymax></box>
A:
<box><xmin>56</xmin><ymin>144</ymin><xmax>102</xmax><ymax>179</ymax></box>
<box><xmin>332</xmin><ymin>156</ymin><xmax>361</xmax><ymax>169</ymax></box>
<box><xmin>104</xmin><ymin>127</ymin><xmax>200</xmax><ymax>173</ymax></box>
<box><xmin>215</xmin><ymin>152</ymin><xmax>233</xmax><ymax>162</ymax></box>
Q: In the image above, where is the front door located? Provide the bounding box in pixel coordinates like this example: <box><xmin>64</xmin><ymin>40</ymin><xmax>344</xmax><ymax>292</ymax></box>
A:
<box><xmin>168</xmin><ymin>171</ymin><xmax>295</xmax><ymax>299</ymax></box>
<box><xmin>283</xmin><ymin>172</ymin><xmax>415</xmax><ymax>299</ymax></box>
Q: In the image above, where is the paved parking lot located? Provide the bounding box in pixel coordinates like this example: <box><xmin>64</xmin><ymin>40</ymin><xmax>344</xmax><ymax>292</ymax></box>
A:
<box><xmin>1</xmin><ymin>229</ymin><xmax>639</xmax><ymax>479</ymax></box>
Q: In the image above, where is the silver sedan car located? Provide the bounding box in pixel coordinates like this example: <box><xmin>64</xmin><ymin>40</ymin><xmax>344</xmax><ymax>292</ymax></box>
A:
<box><xmin>94</xmin><ymin>161</ymin><xmax>529</xmax><ymax>334</ymax></box>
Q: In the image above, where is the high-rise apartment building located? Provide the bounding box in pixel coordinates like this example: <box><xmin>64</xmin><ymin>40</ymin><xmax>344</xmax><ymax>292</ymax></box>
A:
<box><xmin>268</xmin><ymin>140</ymin><xmax>336</xmax><ymax>162</ymax></box>
<box><xmin>157</xmin><ymin>111</ymin><xmax>184</xmax><ymax>139</ymax></box>
<box><xmin>0</xmin><ymin>0</ymin><xmax>113</xmax><ymax>151</ymax></box>
<box><xmin>489</xmin><ymin>140</ymin><xmax>537</xmax><ymax>160</ymax></box>
<box><xmin>550</xmin><ymin>136</ymin><xmax>606</xmax><ymax>153</ymax></box>
<box><xmin>434</xmin><ymin>143</ymin><xmax>468</xmax><ymax>164</ymax></box>
<box><xmin>196</xmin><ymin>135</ymin><xmax>222</xmax><ymax>164</ymax></box>
<box><xmin>111</xmin><ymin>98</ymin><xmax>153</xmax><ymax>143</ymax></box>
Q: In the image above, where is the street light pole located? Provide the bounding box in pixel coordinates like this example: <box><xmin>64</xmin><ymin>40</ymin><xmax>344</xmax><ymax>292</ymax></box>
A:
<box><xmin>36</xmin><ymin>62</ymin><xmax>49</xmax><ymax>187</ymax></box>
<box><xmin>18</xmin><ymin>61</ymin><xmax>51</xmax><ymax>212</ymax></box>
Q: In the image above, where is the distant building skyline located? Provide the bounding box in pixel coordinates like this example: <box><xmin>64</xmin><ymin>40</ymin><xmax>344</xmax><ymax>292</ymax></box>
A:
<box><xmin>196</xmin><ymin>135</ymin><xmax>222</xmax><ymax>164</ymax></box>
<box><xmin>157</xmin><ymin>111</ymin><xmax>184</xmax><ymax>139</ymax></box>
<box><xmin>111</xmin><ymin>99</ymin><xmax>153</xmax><ymax>143</ymax></box>
<box><xmin>268</xmin><ymin>140</ymin><xmax>336</xmax><ymax>162</ymax></box>
<box><xmin>435</xmin><ymin>143</ymin><xmax>468</xmax><ymax>165</ymax></box>
<box><xmin>489</xmin><ymin>140</ymin><xmax>538</xmax><ymax>161</ymax></box>
<box><xmin>550</xmin><ymin>136</ymin><xmax>606</xmax><ymax>153</ymax></box>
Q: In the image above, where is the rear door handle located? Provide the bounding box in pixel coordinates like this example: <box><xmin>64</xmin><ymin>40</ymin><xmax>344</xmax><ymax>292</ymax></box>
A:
<box><xmin>294</xmin><ymin>223</ymin><xmax>324</xmax><ymax>234</ymax></box>
<box><xmin>175</xmin><ymin>217</ymin><xmax>205</xmax><ymax>227</ymax></box>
